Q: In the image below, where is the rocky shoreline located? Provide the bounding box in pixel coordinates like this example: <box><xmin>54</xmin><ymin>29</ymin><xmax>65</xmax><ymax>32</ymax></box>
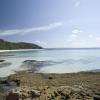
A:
<box><xmin>0</xmin><ymin>71</ymin><xmax>100</xmax><ymax>100</ymax></box>
<box><xmin>0</xmin><ymin>60</ymin><xmax>100</xmax><ymax>100</ymax></box>
<box><xmin>4</xmin><ymin>85</ymin><xmax>99</xmax><ymax>100</ymax></box>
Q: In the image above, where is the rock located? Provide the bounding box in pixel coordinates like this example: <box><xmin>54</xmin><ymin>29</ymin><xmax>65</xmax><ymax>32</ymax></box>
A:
<box><xmin>0</xmin><ymin>79</ymin><xmax>20</xmax><ymax>86</ymax></box>
<box><xmin>93</xmin><ymin>95</ymin><xmax>100</xmax><ymax>100</ymax></box>
<box><xmin>93</xmin><ymin>92</ymin><xmax>100</xmax><ymax>100</ymax></box>
<box><xmin>23</xmin><ymin>60</ymin><xmax>55</xmax><ymax>68</ymax></box>
<box><xmin>5</xmin><ymin>85</ymin><xmax>97</xmax><ymax>100</ymax></box>
<box><xmin>5</xmin><ymin>86</ymin><xmax>40</xmax><ymax>100</ymax></box>
<box><xmin>5</xmin><ymin>92</ymin><xmax>19</xmax><ymax>100</ymax></box>
<box><xmin>0</xmin><ymin>60</ymin><xmax>5</xmax><ymax>62</ymax></box>
<box><xmin>48</xmin><ymin>76</ymin><xmax>53</xmax><ymax>80</ymax></box>
<box><xmin>0</xmin><ymin>79</ymin><xmax>8</xmax><ymax>84</ymax></box>
<box><xmin>22</xmin><ymin>60</ymin><xmax>53</xmax><ymax>72</ymax></box>
<box><xmin>0</xmin><ymin>62</ymin><xmax>11</xmax><ymax>68</ymax></box>
<box><xmin>12</xmin><ymin>80</ymin><xmax>20</xmax><ymax>87</ymax></box>
<box><xmin>30</xmin><ymin>90</ymin><xmax>40</xmax><ymax>98</ymax></box>
<box><xmin>40</xmin><ymin>86</ymin><xmax>94</xmax><ymax>100</ymax></box>
<box><xmin>23</xmin><ymin>60</ymin><xmax>37</xmax><ymax>63</ymax></box>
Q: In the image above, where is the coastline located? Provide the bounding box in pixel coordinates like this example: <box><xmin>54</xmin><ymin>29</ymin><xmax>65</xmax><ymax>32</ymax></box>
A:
<box><xmin>5</xmin><ymin>71</ymin><xmax>100</xmax><ymax>92</ymax></box>
<box><xmin>0</xmin><ymin>49</ymin><xmax>100</xmax><ymax>99</ymax></box>
<box><xmin>0</xmin><ymin>71</ymin><xmax>100</xmax><ymax>99</ymax></box>
<box><xmin>0</xmin><ymin>58</ymin><xmax>100</xmax><ymax>78</ymax></box>
<box><xmin>0</xmin><ymin>49</ymin><xmax>44</xmax><ymax>53</ymax></box>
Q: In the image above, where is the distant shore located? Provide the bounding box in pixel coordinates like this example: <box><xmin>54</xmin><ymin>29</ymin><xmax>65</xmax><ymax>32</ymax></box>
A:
<box><xmin>0</xmin><ymin>49</ymin><xmax>44</xmax><ymax>53</ymax></box>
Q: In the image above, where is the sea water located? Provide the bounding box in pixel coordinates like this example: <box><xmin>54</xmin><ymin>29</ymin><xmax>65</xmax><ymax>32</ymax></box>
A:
<box><xmin>0</xmin><ymin>48</ymin><xmax>100</xmax><ymax>77</ymax></box>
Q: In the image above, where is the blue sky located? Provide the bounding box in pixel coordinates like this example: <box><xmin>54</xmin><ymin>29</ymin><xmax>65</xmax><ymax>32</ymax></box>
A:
<box><xmin>0</xmin><ymin>0</ymin><xmax>100</xmax><ymax>48</ymax></box>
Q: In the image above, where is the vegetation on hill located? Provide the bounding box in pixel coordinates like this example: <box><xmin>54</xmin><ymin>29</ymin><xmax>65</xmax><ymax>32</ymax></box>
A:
<box><xmin>0</xmin><ymin>39</ymin><xmax>42</xmax><ymax>50</ymax></box>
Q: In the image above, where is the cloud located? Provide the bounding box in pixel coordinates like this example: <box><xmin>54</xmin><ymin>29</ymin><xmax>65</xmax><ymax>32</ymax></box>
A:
<box><xmin>35</xmin><ymin>41</ymin><xmax>47</xmax><ymax>46</ymax></box>
<box><xmin>72</xmin><ymin>29</ymin><xmax>82</xmax><ymax>34</ymax></box>
<box><xmin>75</xmin><ymin>1</ymin><xmax>80</xmax><ymax>7</ymax></box>
<box><xmin>0</xmin><ymin>22</ymin><xmax>63</xmax><ymax>36</ymax></box>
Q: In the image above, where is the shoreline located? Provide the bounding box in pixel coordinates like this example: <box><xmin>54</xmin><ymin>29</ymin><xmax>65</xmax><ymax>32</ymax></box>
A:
<box><xmin>0</xmin><ymin>71</ymin><xmax>100</xmax><ymax>99</ymax></box>
<box><xmin>0</xmin><ymin>59</ymin><xmax>100</xmax><ymax>78</ymax></box>
<box><xmin>1</xmin><ymin>71</ymin><xmax>100</xmax><ymax>88</ymax></box>
<box><xmin>0</xmin><ymin>49</ymin><xmax>44</xmax><ymax>53</ymax></box>
<box><xmin>0</xmin><ymin>68</ymin><xmax>100</xmax><ymax>78</ymax></box>
<box><xmin>0</xmin><ymin>69</ymin><xmax>100</xmax><ymax>79</ymax></box>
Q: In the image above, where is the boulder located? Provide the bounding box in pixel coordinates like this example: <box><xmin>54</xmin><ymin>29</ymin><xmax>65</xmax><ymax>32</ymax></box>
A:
<box><xmin>5</xmin><ymin>86</ymin><xmax>40</xmax><ymax>100</ymax></box>
<box><xmin>40</xmin><ymin>86</ymin><xmax>94</xmax><ymax>100</ymax></box>
<box><xmin>93</xmin><ymin>95</ymin><xmax>100</xmax><ymax>100</ymax></box>
<box><xmin>5</xmin><ymin>85</ymin><xmax>98</xmax><ymax>100</ymax></box>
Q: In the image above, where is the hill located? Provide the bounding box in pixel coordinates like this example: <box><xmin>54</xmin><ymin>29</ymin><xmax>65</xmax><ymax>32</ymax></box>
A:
<box><xmin>0</xmin><ymin>39</ymin><xmax>43</xmax><ymax>50</ymax></box>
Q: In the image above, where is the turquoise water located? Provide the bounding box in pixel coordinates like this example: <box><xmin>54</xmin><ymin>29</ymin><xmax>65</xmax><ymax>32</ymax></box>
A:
<box><xmin>0</xmin><ymin>48</ymin><xmax>100</xmax><ymax>77</ymax></box>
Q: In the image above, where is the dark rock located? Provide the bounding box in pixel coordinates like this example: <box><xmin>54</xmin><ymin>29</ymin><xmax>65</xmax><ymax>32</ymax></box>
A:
<box><xmin>0</xmin><ymin>60</ymin><xmax>5</xmax><ymax>62</ymax></box>
<box><xmin>30</xmin><ymin>90</ymin><xmax>40</xmax><ymax>98</ymax></box>
<box><xmin>22</xmin><ymin>60</ymin><xmax>51</xmax><ymax>72</ymax></box>
<box><xmin>23</xmin><ymin>60</ymin><xmax>37</xmax><ymax>63</ymax></box>
<box><xmin>48</xmin><ymin>76</ymin><xmax>53</xmax><ymax>80</ymax></box>
<box><xmin>5</xmin><ymin>92</ymin><xmax>19</xmax><ymax>100</ymax></box>
<box><xmin>0</xmin><ymin>79</ymin><xmax>9</xmax><ymax>85</ymax></box>
<box><xmin>54</xmin><ymin>91</ymin><xmax>59</xmax><ymax>97</ymax></box>
<box><xmin>93</xmin><ymin>95</ymin><xmax>100</xmax><ymax>100</ymax></box>
<box><xmin>12</xmin><ymin>80</ymin><xmax>20</xmax><ymax>87</ymax></box>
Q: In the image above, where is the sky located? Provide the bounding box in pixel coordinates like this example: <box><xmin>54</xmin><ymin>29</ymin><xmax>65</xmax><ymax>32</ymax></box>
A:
<box><xmin>0</xmin><ymin>0</ymin><xmax>100</xmax><ymax>48</ymax></box>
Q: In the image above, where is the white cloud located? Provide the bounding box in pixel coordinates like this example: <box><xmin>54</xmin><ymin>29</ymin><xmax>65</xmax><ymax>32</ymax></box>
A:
<box><xmin>75</xmin><ymin>1</ymin><xmax>80</xmax><ymax>7</ymax></box>
<box><xmin>35</xmin><ymin>41</ymin><xmax>47</xmax><ymax>47</ymax></box>
<box><xmin>0</xmin><ymin>22</ymin><xmax>63</xmax><ymax>36</ymax></box>
<box><xmin>72</xmin><ymin>29</ymin><xmax>82</xmax><ymax>34</ymax></box>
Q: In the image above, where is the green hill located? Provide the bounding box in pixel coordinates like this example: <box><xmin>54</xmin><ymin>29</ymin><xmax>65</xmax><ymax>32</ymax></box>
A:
<box><xmin>0</xmin><ymin>39</ymin><xmax>43</xmax><ymax>50</ymax></box>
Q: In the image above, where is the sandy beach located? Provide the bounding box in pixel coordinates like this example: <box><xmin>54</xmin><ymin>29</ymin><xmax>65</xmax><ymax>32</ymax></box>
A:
<box><xmin>0</xmin><ymin>49</ymin><xmax>44</xmax><ymax>53</ymax></box>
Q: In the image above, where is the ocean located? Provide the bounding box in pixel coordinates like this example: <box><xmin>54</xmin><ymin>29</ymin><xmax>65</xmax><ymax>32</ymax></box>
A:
<box><xmin>0</xmin><ymin>48</ymin><xmax>100</xmax><ymax>77</ymax></box>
